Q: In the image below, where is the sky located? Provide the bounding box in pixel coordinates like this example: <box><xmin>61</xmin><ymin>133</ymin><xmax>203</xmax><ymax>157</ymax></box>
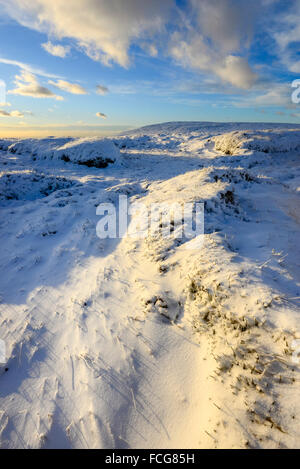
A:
<box><xmin>0</xmin><ymin>0</ymin><xmax>299</xmax><ymax>137</ymax></box>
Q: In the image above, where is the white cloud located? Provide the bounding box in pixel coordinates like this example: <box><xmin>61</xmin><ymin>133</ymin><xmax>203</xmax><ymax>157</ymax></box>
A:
<box><xmin>272</xmin><ymin>2</ymin><xmax>300</xmax><ymax>51</ymax></box>
<box><xmin>10</xmin><ymin>110</ymin><xmax>24</xmax><ymax>117</ymax></box>
<box><xmin>42</xmin><ymin>41</ymin><xmax>70</xmax><ymax>58</ymax></box>
<box><xmin>270</xmin><ymin>1</ymin><xmax>300</xmax><ymax>73</ymax></box>
<box><xmin>142</xmin><ymin>42</ymin><xmax>158</xmax><ymax>57</ymax></box>
<box><xmin>217</xmin><ymin>56</ymin><xmax>257</xmax><ymax>90</ymax></box>
<box><xmin>96</xmin><ymin>112</ymin><xmax>107</xmax><ymax>119</ymax></box>
<box><xmin>48</xmin><ymin>79</ymin><xmax>87</xmax><ymax>94</ymax></box>
<box><xmin>109</xmin><ymin>84</ymin><xmax>137</xmax><ymax>95</ymax></box>
<box><xmin>0</xmin><ymin>57</ymin><xmax>61</xmax><ymax>79</ymax></box>
<box><xmin>253</xmin><ymin>84</ymin><xmax>294</xmax><ymax>108</ymax></box>
<box><xmin>170</xmin><ymin>32</ymin><xmax>257</xmax><ymax>90</ymax></box>
<box><xmin>96</xmin><ymin>84</ymin><xmax>109</xmax><ymax>95</ymax></box>
<box><xmin>0</xmin><ymin>0</ymin><xmax>173</xmax><ymax>67</ymax></box>
<box><xmin>8</xmin><ymin>70</ymin><xmax>63</xmax><ymax>100</ymax></box>
<box><xmin>289</xmin><ymin>62</ymin><xmax>300</xmax><ymax>74</ymax></box>
<box><xmin>0</xmin><ymin>0</ymin><xmax>288</xmax><ymax>90</ymax></box>
<box><xmin>169</xmin><ymin>0</ymin><xmax>261</xmax><ymax>89</ymax></box>
<box><xmin>0</xmin><ymin>109</ymin><xmax>24</xmax><ymax>117</ymax></box>
<box><xmin>191</xmin><ymin>0</ymin><xmax>254</xmax><ymax>53</ymax></box>
<box><xmin>232</xmin><ymin>82</ymin><xmax>297</xmax><ymax>110</ymax></box>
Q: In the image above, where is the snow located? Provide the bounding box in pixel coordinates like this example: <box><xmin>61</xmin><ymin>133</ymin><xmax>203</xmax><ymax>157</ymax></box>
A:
<box><xmin>7</xmin><ymin>136</ymin><xmax>120</xmax><ymax>167</ymax></box>
<box><xmin>0</xmin><ymin>122</ymin><xmax>299</xmax><ymax>448</ymax></box>
<box><xmin>213</xmin><ymin>129</ymin><xmax>300</xmax><ymax>155</ymax></box>
<box><xmin>0</xmin><ymin>170</ymin><xmax>75</xmax><ymax>202</ymax></box>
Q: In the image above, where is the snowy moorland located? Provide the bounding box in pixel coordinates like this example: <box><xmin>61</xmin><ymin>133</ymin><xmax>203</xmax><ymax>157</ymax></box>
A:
<box><xmin>0</xmin><ymin>121</ymin><xmax>300</xmax><ymax>449</ymax></box>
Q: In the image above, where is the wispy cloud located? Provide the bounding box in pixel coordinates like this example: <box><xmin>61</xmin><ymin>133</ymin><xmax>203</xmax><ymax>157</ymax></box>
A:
<box><xmin>109</xmin><ymin>84</ymin><xmax>137</xmax><ymax>95</ymax></box>
<box><xmin>0</xmin><ymin>57</ymin><xmax>61</xmax><ymax>79</ymax></box>
<box><xmin>48</xmin><ymin>79</ymin><xmax>88</xmax><ymax>95</ymax></box>
<box><xmin>96</xmin><ymin>84</ymin><xmax>109</xmax><ymax>95</ymax></box>
<box><xmin>0</xmin><ymin>109</ymin><xmax>24</xmax><ymax>117</ymax></box>
<box><xmin>232</xmin><ymin>82</ymin><xmax>297</xmax><ymax>109</ymax></box>
<box><xmin>168</xmin><ymin>0</ymin><xmax>260</xmax><ymax>90</ymax></box>
<box><xmin>8</xmin><ymin>70</ymin><xmax>63</xmax><ymax>100</ymax></box>
<box><xmin>271</xmin><ymin>1</ymin><xmax>300</xmax><ymax>74</ymax></box>
<box><xmin>42</xmin><ymin>41</ymin><xmax>70</xmax><ymax>58</ymax></box>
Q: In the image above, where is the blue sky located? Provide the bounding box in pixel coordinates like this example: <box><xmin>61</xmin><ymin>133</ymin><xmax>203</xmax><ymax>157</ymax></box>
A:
<box><xmin>0</xmin><ymin>0</ymin><xmax>299</xmax><ymax>137</ymax></box>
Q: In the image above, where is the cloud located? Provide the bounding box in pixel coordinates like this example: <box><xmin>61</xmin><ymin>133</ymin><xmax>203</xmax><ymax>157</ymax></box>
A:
<box><xmin>96</xmin><ymin>84</ymin><xmax>109</xmax><ymax>95</ymax></box>
<box><xmin>192</xmin><ymin>0</ymin><xmax>257</xmax><ymax>53</ymax></box>
<box><xmin>109</xmin><ymin>84</ymin><xmax>137</xmax><ymax>95</ymax></box>
<box><xmin>0</xmin><ymin>109</ymin><xmax>24</xmax><ymax>117</ymax></box>
<box><xmin>170</xmin><ymin>33</ymin><xmax>257</xmax><ymax>90</ymax></box>
<box><xmin>169</xmin><ymin>0</ymin><xmax>259</xmax><ymax>89</ymax></box>
<box><xmin>10</xmin><ymin>110</ymin><xmax>24</xmax><ymax>117</ymax></box>
<box><xmin>253</xmin><ymin>84</ymin><xmax>294</xmax><ymax>107</ymax></box>
<box><xmin>8</xmin><ymin>70</ymin><xmax>63</xmax><ymax>100</ymax></box>
<box><xmin>141</xmin><ymin>42</ymin><xmax>158</xmax><ymax>57</ymax></box>
<box><xmin>0</xmin><ymin>57</ymin><xmax>61</xmax><ymax>78</ymax></box>
<box><xmin>42</xmin><ymin>41</ymin><xmax>70</xmax><ymax>58</ymax></box>
<box><xmin>48</xmin><ymin>79</ymin><xmax>88</xmax><ymax>95</ymax></box>
<box><xmin>0</xmin><ymin>0</ymin><xmax>293</xmax><ymax>91</ymax></box>
<box><xmin>272</xmin><ymin>2</ymin><xmax>300</xmax><ymax>51</ymax></box>
<box><xmin>232</xmin><ymin>82</ymin><xmax>297</xmax><ymax>110</ymax></box>
<box><xmin>96</xmin><ymin>112</ymin><xmax>107</xmax><ymax>119</ymax></box>
<box><xmin>217</xmin><ymin>56</ymin><xmax>257</xmax><ymax>89</ymax></box>
<box><xmin>0</xmin><ymin>0</ymin><xmax>173</xmax><ymax>67</ymax></box>
<box><xmin>270</xmin><ymin>1</ymin><xmax>300</xmax><ymax>73</ymax></box>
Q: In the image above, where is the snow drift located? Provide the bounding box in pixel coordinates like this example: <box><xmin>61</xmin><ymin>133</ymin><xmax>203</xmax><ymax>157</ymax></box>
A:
<box><xmin>8</xmin><ymin>137</ymin><xmax>120</xmax><ymax>168</ymax></box>
<box><xmin>55</xmin><ymin>138</ymin><xmax>120</xmax><ymax>167</ymax></box>
<box><xmin>214</xmin><ymin>129</ymin><xmax>300</xmax><ymax>155</ymax></box>
<box><xmin>0</xmin><ymin>170</ymin><xmax>75</xmax><ymax>201</ymax></box>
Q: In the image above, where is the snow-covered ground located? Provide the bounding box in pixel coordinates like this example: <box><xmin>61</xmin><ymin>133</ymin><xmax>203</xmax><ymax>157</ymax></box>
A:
<box><xmin>0</xmin><ymin>122</ymin><xmax>300</xmax><ymax>449</ymax></box>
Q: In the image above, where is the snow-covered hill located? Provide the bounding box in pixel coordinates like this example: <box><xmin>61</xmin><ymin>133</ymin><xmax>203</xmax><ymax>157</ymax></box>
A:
<box><xmin>0</xmin><ymin>122</ymin><xmax>299</xmax><ymax>448</ymax></box>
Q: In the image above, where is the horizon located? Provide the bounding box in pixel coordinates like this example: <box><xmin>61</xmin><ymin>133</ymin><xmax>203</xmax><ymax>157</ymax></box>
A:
<box><xmin>0</xmin><ymin>0</ymin><xmax>300</xmax><ymax>137</ymax></box>
<box><xmin>0</xmin><ymin>124</ymin><xmax>134</xmax><ymax>138</ymax></box>
<box><xmin>2</xmin><ymin>118</ymin><xmax>300</xmax><ymax>139</ymax></box>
